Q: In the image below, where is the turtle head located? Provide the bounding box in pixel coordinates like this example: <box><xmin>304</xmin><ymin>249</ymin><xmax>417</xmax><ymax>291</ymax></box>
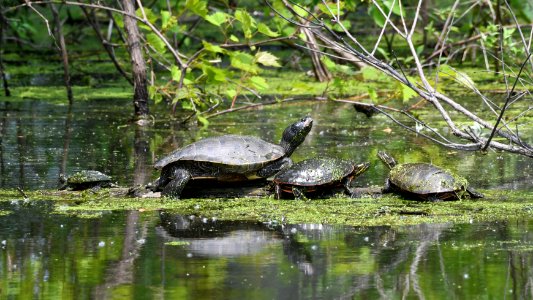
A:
<box><xmin>280</xmin><ymin>116</ymin><xmax>313</xmax><ymax>157</ymax></box>
<box><xmin>377</xmin><ymin>151</ymin><xmax>397</xmax><ymax>169</ymax></box>
<box><xmin>352</xmin><ymin>162</ymin><xmax>370</xmax><ymax>177</ymax></box>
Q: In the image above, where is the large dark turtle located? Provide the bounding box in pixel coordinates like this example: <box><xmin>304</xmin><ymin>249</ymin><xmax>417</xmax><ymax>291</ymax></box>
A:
<box><xmin>59</xmin><ymin>170</ymin><xmax>113</xmax><ymax>191</ymax></box>
<box><xmin>377</xmin><ymin>151</ymin><xmax>483</xmax><ymax>201</ymax></box>
<box><xmin>152</xmin><ymin>116</ymin><xmax>313</xmax><ymax>199</ymax></box>
<box><xmin>273</xmin><ymin>157</ymin><xmax>370</xmax><ymax>199</ymax></box>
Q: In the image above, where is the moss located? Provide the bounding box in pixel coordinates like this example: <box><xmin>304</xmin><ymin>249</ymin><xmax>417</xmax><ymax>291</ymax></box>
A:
<box><xmin>1</xmin><ymin>189</ymin><xmax>532</xmax><ymax>227</ymax></box>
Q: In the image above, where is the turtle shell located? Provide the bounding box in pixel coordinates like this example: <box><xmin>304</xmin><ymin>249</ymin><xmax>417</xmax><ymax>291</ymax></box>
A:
<box><xmin>154</xmin><ymin>135</ymin><xmax>285</xmax><ymax>173</ymax></box>
<box><xmin>388</xmin><ymin>163</ymin><xmax>467</xmax><ymax>195</ymax></box>
<box><xmin>67</xmin><ymin>170</ymin><xmax>112</xmax><ymax>184</ymax></box>
<box><xmin>274</xmin><ymin>157</ymin><xmax>355</xmax><ymax>186</ymax></box>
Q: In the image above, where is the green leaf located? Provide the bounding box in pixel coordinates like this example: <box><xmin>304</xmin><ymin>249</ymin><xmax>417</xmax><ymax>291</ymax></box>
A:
<box><xmin>361</xmin><ymin>66</ymin><xmax>387</xmax><ymax>81</ymax></box>
<box><xmin>171</xmin><ymin>65</ymin><xmax>193</xmax><ymax>85</ymax></box>
<box><xmin>438</xmin><ymin>65</ymin><xmax>475</xmax><ymax>88</ymax></box>
<box><xmin>322</xmin><ymin>56</ymin><xmax>337</xmax><ymax>69</ymax></box>
<box><xmin>255</xmin><ymin>51</ymin><xmax>281</xmax><ymax>67</ymax></box>
<box><xmin>399</xmin><ymin>82</ymin><xmax>417</xmax><ymax>103</ymax></box>
<box><xmin>291</xmin><ymin>5</ymin><xmax>308</xmax><ymax>17</ymax></box>
<box><xmin>317</xmin><ymin>2</ymin><xmax>345</xmax><ymax>15</ymax></box>
<box><xmin>249</xmin><ymin>76</ymin><xmax>269</xmax><ymax>90</ymax></box>
<box><xmin>136</xmin><ymin>7</ymin><xmax>157</xmax><ymax>24</ymax></box>
<box><xmin>201</xmin><ymin>64</ymin><xmax>227</xmax><ymax>83</ymax></box>
<box><xmin>185</xmin><ymin>0</ymin><xmax>208</xmax><ymax>17</ymax></box>
<box><xmin>369</xmin><ymin>5</ymin><xmax>385</xmax><ymax>27</ymax></box>
<box><xmin>174</xmin><ymin>88</ymin><xmax>189</xmax><ymax>101</ymax></box>
<box><xmin>161</xmin><ymin>11</ymin><xmax>171</xmax><ymax>29</ymax></box>
<box><xmin>226</xmin><ymin>89</ymin><xmax>237</xmax><ymax>99</ymax></box>
<box><xmin>230</xmin><ymin>52</ymin><xmax>260</xmax><ymax>74</ymax></box>
<box><xmin>202</xmin><ymin>41</ymin><xmax>224</xmax><ymax>53</ymax></box>
<box><xmin>148</xmin><ymin>85</ymin><xmax>160</xmax><ymax>104</ymax></box>
<box><xmin>235</xmin><ymin>9</ymin><xmax>256</xmax><ymax>39</ymax></box>
<box><xmin>383</xmin><ymin>0</ymin><xmax>402</xmax><ymax>15</ymax></box>
<box><xmin>197</xmin><ymin>115</ymin><xmax>209</xmax><ymax>127</ymax></box>
<box><xmin>180</xmin><ymin>99</ymin><xmax>193</xmax><ymax>109</ymax></box>
<box><xmin>367</xmin><ymin>87</ymin><xmax>378</xmax><ymax>103</ymax></box>
<box><xmin>146</xmin><ymin>33</ymin><xmax>166</xmax><ymax>53</ymax></box>
<box><xmin>205</xmin><ymin>12</ymin><xmax>229</xmax><ymax>26</ymax></box>
<box><xmin>257</xmin><ymin>23</ymin><xmax>279</xmax><ymax>37</ymax></box>
<box><xmin>171</xmin><ymin>65</ymin><xmax>181</xmax><ymax>82</ymax></box>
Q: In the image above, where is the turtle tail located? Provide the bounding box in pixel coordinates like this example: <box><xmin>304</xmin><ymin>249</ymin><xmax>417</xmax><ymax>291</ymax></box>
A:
<box><xmin>377</xmin><ymin>151</ymin><xmax>397</xmax><ymax>169</ymax></box>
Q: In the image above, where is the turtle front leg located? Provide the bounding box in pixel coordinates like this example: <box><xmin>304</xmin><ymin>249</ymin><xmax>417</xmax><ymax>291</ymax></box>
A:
<box><xmin>257</xmin><ymin>157</ymin><xmax>293</xmax><ymax>178</ymax></box>
<box><xmin>342</xmin><ymin>176</ymin><xmax>354</xmax><ymax>195</ymax></box>
<box><xmin>162</xmin><ymin>168</ymin><xmax>191</xmax><ymax>199</ymax></box>
<box><xmin>292</xmin><ymin>187</ymin><xmax>308</xmax><ymax>200</ymax></box>
<box><xmin>275</xmin><ymin>184</ymin><xmax>283</xmax><ymax>200</ymax></box>
<box><xmin>382</xmin><ymin>178</ymin><xmax>393</xmax><ymax>194</ymax></box>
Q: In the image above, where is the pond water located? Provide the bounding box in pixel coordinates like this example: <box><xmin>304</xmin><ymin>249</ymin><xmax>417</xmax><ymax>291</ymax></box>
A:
<box><xmin>0</xmin><ymin>201</ymin><xmax>532</xmax><ymax>299</ymax></box>
<box><xmin>0</xmin><ymin>99</ymin><xmax>532</xmax><ymax>298</ymax></box>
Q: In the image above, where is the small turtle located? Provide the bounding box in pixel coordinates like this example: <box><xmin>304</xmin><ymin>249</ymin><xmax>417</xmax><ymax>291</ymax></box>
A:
<box><xmin>273</xmin><ymin>157</ymin><xmax>370</xmax><ymax>199</ymax></box>
<box><xmin>59</xmin><ymin>170</ymin><xmax>114</xmax><ymax>191</ymax></box>
<box><xmin>152</xmin><ymin>116</ymin><xmax>313</xmax><ymax>199</ymax></box>
<box><xmin>378</xmin><ymin>151</ymin><xmax>483</xmax><ymax>201</ymax></box>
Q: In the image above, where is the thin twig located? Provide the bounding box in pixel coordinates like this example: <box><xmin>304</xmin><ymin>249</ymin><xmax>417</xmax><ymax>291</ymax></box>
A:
<box><xmin>483</xmin><ymin>53</ymin><xmax>532</xmax><ymax>151</ymax></box>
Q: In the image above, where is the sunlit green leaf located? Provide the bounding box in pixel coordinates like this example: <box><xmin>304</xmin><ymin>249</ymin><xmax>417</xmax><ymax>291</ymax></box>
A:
<box><xmin>362</xmin><ymin>66</ymin><xmax>387</xmax><ymax>81</ymax></box>
<box><xmin>185</xmin><ymin>0</ymin><xmax>208</xmax><ymax>17</ymax></box>
<box><xmin>171</xmin><ymin>65</ymin><xmax>193</xmax><ymax>85</ymax></box>
<box><xmin>235</xmin><ymin>9</ymin><xmax>256</xmax><ymax>39</ymax></box>
<box><xmin>226</xmin><ymin>89</ymin><xmax>237</xmax><ymax>99</ymax></box>
<box><xmin>161</xmin><ymin>11</ymin><xmax>171</xmax><ymax>29</ymax></box>
<box><xmin>249</xmin><ymin>76</ymin><xmax>269</xmax><ymax>90</ymax></box>
<box><xmin>174</xmin><ymin>88</ymin><xmax>189</xmax><ymax>101</ymax></box>
<box><xmin>255</xmin><ymin>51</ymin><xmax>281</xmax><ymax>67</ymax></box>
<box><xmin>135</xmin><ymin>7</ymin><xmax>157</xmax><ymax>24</ymax></box>
<box><xmin>318</xmin><ymin>2</ymin><xmax>345</xmax><ymax>15</ymax></box>
<box><xmin>197</xmin><ymin>115</ymin><xmax>209</xmax><ymax>127</ymax></box>
<box><xmin>257</xmin><ymin>23</ymin><xmax>279</xmax><ymax>37</ymax></box>
<box><xmin>205</xmin><ymin>12</ymin><xmax>229</xmax><ymax>27</ymax></box>
<box><xmin>202</xmin><ymin>41</ymin><xmax>224</xmax><ymax>53</ymax></box>
<box><xmin>146</xmin><ymin>33</ymin><xmax>166</xmax><ymax>53</ymax></box>
<box><xmin>171</xmin><ymin>65</ymin><xmax>181</xmax><ymax>82</ymax></box>
<box><xmin>230</xmin><ymin>35</ymin><xmax>240</xmax><ymax>42</ymax></box>
<box><xmin>398</xmin><ymin>81</ymin><xmax>418</xmax><ymax>103</ymax></box>
<box><xmin>367</xmin><ymin>87</ymin><xmax>378</xmax><ymax>103</ymax></box>
<box><xmin>291</xmin><ymin>5</ymin><xmax>308</xmax><ymax>17</ymax></box>
<box><xmin>201</xmin><ymin>64</ymin><xmax>227</xmax><ymax>83</ymax></box>
<box><xmin>230</xmin><ymin>52</ymin><xmax>260</xmax><ymax>73</ymax></box>
<box><xmin>181</xmin><ymin>99</ymin><xmax>193</xmax><ymax>109</ymax></box>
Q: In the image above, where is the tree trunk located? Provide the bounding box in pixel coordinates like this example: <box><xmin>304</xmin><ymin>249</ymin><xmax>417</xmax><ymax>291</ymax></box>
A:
<box><xmin>50</xmin><ymin>4</ymin><xmax>73</xmax><ymax>105</ymax></box>
<box><xmin>0</xmin><ymin>6</ymin><xmax>10</xmax><ymax>97</ymax></box>
<box><xmin>122</xmin><ymin>0</ymin><xmax>150</xmax><ymax>119</ymax></box>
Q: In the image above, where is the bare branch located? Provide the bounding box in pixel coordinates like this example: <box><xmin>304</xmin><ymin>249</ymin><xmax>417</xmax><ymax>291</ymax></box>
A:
<box><xmin>483</xmin><ymin>53</ymin><xmax>532</xmax><ymax>150</ymax></box>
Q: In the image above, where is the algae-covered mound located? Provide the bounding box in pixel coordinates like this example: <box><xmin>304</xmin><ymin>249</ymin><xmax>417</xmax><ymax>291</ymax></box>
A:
<box><xmin>1</xmin><ymin>189</ymin><xmax>532</xmax><ymax>227</ymax></box>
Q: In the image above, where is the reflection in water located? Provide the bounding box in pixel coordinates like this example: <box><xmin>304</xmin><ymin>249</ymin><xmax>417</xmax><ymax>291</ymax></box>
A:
<box><xmin>133</xmin><ymin>124</ymin><xmax>151</xmax><ymax>186</ymax></box>
<box><xmin>159</xmin><ymin>211</ymin><xmax>281</xmax><ymax>257</ymax></box>
<box><xmin>59</xmin><ymin>102</ymin><xmax>73</xmax><ymax>178</ymax></box>
<box><xmin>0</xmin><ymin>204</ymin><xmax>532</xmax><ymax>299</ymax></box>
<box><xmin>0</xmin><ymin>102</ymin><xmax>7</xmax><ymax>186</ymax></box>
